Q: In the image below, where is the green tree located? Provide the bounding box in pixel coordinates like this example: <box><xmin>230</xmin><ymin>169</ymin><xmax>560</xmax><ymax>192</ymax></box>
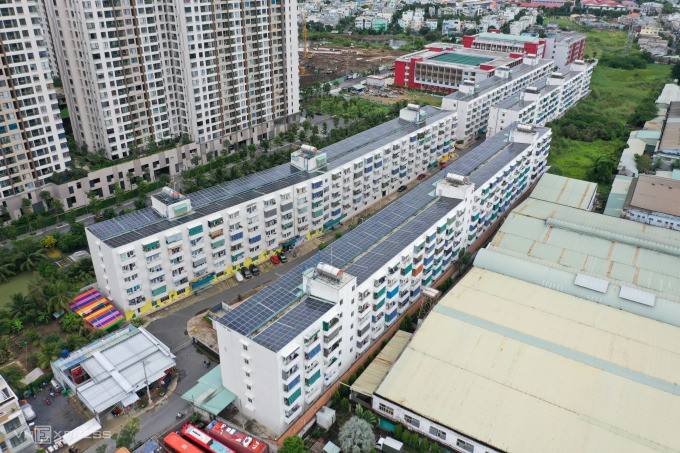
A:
<box><xmin>673</xmin><ymin>62</ymin><xmax>680</xmax><ymax>81</ymax></box>
<box><xmin>280</xmin><ymin>436</ymin><xmax>304</xmax><ymax>453</ymax></box>
<box><xmin>87</xmin><ymin>191</ymin><xmax>102</xmax><ymax>217</ymax></box>
<box><xmin>9</xmin><ymin>319</ymin><xmax>23</xmax><ymax>334</ymax></box>
<box><xmin>36</xmin><ymin>341</ymin><xmax>61</xmax><ymax>368</ymax></box>
<box><xmin>0</xmin><ymin>262</ymin><xmax>16</xmax><ymax>283</ymax></box>
<box><xmin>634</xmin><ymin>153</ymin><xmax>653</xmax><ymax>174</ymax></box>
<box><xmin>587</xmin><ymin>156</ymin><xmax>616</xmax><ymax>185</ymax></box>
<box><xmin>61</xmin><ymin>312</ymin><xmax>86</xmax><ymax>334</ymax></box>
<box><xmin>114</xmin><ymin>186</ymin><xmax>126</xmax><ymax>206</ymax></box>
<box><xmin>46</xmin><ymin>280</ymin><xmax>75</xmax><ymax>314</ymax></box>
<box><xmin>112</xmin><ymin>417</ymin><xmax>141</xmax><ymax>450</ymax></box>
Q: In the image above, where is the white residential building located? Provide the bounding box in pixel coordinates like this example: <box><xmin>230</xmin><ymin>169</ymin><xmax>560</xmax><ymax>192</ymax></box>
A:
<box><xmin>44</xmin><ymin>0</ymin><xmax>300</xmax><ymax>160</ymax></box>
<box><xmin>214</xmin><ymin>123</ymin><xmax>552</xmax><ymax>437</ymax></box>
<box><xmin>441</xmin><ymin>56</ymin><xmax>554</xmax><ymax>143</ymax></box>
<box><xmin>0</xmin><ymin>0</ymin><xmax>70</xmax><ymax>205</ymax></box>
<box><xmin>85</xmin><ymin>106</ymin><xmax>458</xmax><ymax>318</ymax></box>
<box><xmin>487</xmin><ymin>60</ymin><xmax>595</xmax><ymax>136</ymax></box>
<box><xmin>0</xmin><ymin>375</ymin><xmax>36</xmax><ymax>453</ymax></box>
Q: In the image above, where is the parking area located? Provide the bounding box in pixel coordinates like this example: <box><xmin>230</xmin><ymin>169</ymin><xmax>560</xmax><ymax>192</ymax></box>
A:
<box><xmin>27</xmin><ymin>387</ymin><xmax>89</xmax><ymax>446</ymax></box>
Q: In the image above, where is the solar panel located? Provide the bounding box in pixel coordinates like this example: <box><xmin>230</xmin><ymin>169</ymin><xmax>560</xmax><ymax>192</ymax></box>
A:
<box><xmin>88</xmin><ymin>107</ymin><xmax>453</xmax><ymax>247</ymax></box>
<box><xmin>253</xmin><ymin>297</ymin><xmax>335</xmax><ymax>351</ymax></box>
<box><xmin>218</xmin><ymin>123</ymin><xmax>542</xmax><ymax>350</ymax></box>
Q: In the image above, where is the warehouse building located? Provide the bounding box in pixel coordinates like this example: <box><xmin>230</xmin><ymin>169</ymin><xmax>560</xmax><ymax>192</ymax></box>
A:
<box><xmin>86</xmin><ymin>106</ymin><xmax>457</xmax><ymax>318</ymax></box>
<box><xmin>622</xmin><ymin>174</ymin><xmax>680</xmax><ymax>231</ymax></box>
<box><xmin>486</xmin><ymin>60</ymin><xmax>595</xmax><ymax>136</ymax></box>
<box><xmin>214</xmin><ymin>123</ymin><xmax>551</xmax><ymax>436</ymax></box>
<box><xmin>371</xmin><ymin>180</ymin><xmax>680</xmax><ymax>452</ymax></box>
<box><xmin>441</xmin><ymin>58</ymin><xmax>555</xmax><ymax>143</ymax></box>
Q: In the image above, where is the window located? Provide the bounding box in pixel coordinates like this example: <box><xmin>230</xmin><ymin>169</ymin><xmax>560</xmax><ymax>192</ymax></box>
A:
<box><xmin>456</xmin><ymin>439</ymin><xmax>473</xmax><ymax>453</ymax></box>
<box><xmin>244</xmin><ymin>358</ymin><xmax>249</xmax><ymax>364</ymax></box>
<box><xmin>247</xmin><ymin>397</ymin><xmax>253</xmax><ymax>403</ymax></box>
<box><xmin>245</xmin><ymin>372</ymin><xmax>251</xmax><ymax>378</ymax></box>
<box><xmin>246</xmin><ymin>385</ymin><xmax>252</xmax><ymax>390</ymax></box>
<box><xmin>378</xmin><ymin>403</ymin><xmax>394</xmax><ymax>416</ymax></box>
<box><xmin>3</xmin><ymin>418</ymin><xmax>21</xmax><ymax>433</ymax></box>
<box><xmin>243</xmin><ymin>344</ymin><xmax>248</xmax><ymax>351</ymax></box>
<box><xmin>429</xmin><ymin>426</ymin><xmax>446</xmax><ymax>440</ymax></box>
<box><xmin>404</xmin><ymin>414</ymin><xmax>420</xmax><ymax>428</ymax></box>
<box><xmin>9</xmin><ymin>432</ymin><xmax>27</xmax><ymax>448</ymax></box>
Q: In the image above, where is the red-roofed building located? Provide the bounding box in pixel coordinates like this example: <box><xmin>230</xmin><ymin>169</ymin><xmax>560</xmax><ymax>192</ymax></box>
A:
<box><xmin>581</xmin><ymin>0</ymin><xmax>626</xmax><ymax>10</ymax></box>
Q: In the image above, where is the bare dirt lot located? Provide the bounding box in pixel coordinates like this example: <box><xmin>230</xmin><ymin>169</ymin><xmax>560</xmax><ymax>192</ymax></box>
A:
<box><xmin>299</xmin><ymin>47</ymin><xmax>405</xmax><ymax>86</ymax></box>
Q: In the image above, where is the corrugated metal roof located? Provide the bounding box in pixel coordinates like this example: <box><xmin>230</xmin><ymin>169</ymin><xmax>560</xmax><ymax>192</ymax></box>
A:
<box><xmin>627</xmin><ymin>174</ymin><xmax>680</xmax><ymax>217</ymax></box>
<box><xmin>490</xmin><ymin>197</ymin><xmax>680</xmax><ymax>305</ymax></box>
<box><xmin>530</xmin><ymin>173</ymin><xmax>597</xmax><ymax>210</ymax></box>
<box><xmin>375</xmin><ymin>268</ymin><xmax>680</xmax><ymax>453</ymax></box>
<box><xmin>351</xmin><ymin>330</ymin><xmax>412</xmax><ymax>397</ymax></box>
<box><xmin>604</xmin><ymin>175</ymin><xmax>634</xmax><ymax>217</ymax></box>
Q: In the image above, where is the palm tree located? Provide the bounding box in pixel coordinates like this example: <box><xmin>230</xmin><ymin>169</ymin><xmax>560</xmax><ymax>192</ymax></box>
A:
<box><xmin>36</xmin><ymin>342</ymin><xmax>62</xmax><ymax>369</ymax></box>
<box><xmin>9</xmin><ymin>319</ymin><xmax>22</xmax><ymax>334</ymax></box>
<box><xmin>7</xmin><ymin>293</ymin><xmax>31</xmax><ymax>321</ymax></box>
<box><xmin>45</xmin><ymin>281</ymin><xmax>74</xmax><ymax>314</ymax></box>
<box><xmin>0</xmin><ymin>263</ymin><xmax>15</xmax><ymax>283</ymax></box>
<box><xmin>12</xmin><ymin>245</ymin><xmax>45</xmax><ymax>272</ymax></box>
<box><xmin>355</xmin><ymin>405</ymin><xmax>378</xmax><ymax>425</ymax></box>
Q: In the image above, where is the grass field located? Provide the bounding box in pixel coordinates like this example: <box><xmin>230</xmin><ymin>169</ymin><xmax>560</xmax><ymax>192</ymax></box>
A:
<box><xmin>0</xmin><ymin>272</ymin><xmax>36</xmax><ymax>310</ymax></box>
<box><xmin>546</xmin><ymin>29</ymin><xmax>670</xmax><ymax>194</ymax></box>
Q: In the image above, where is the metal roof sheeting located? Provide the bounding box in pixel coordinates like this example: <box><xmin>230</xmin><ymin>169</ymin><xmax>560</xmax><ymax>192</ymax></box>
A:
<box><xmin>375</xmin><ymin>268</ymin><xmax>680</xmax><ymax>453</ymax></box>
<box><xmin>530</xmin><ymin>173</ymin><xmax>596</xmax><ymax>210</ymax></box>
<box><xmin>351</xmin><ymin>330</ymin><xmax>412</xmax><ymax>397</ymax></box>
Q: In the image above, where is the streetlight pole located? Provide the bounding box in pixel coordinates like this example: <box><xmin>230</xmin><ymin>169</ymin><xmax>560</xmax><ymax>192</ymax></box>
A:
<box><xmin>142</xmin><ymin>360</ymin><xmax>153</xmax><ymax>405</ymax></box>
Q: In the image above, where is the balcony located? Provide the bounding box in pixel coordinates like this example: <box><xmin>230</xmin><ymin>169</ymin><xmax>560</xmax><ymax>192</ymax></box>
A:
<box><xmin>324</xmin><ymin>338</ymin><xmax>341</xmax><ymax>358</ymax></box>
<box><xmin>282</xmin><ymin>348</ymin><xmax>300</xmax><ymax>367</ymax></box>
<box><xmin>283</xmin><ymin>402</ymin><xmax>302</xmax><ymax>421</ymax></box>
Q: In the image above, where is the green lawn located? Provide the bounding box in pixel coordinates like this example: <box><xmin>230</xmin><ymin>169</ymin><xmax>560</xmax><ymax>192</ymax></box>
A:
<box><xmin>546</xmin><ymin>29</ymin><xmax>670</xmax><ymax>196</ymax></box>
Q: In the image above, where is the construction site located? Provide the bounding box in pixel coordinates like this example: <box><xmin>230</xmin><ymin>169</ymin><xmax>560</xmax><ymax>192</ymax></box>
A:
<box><xmin>298</xmin><ymin>46</ymin><xmax>404</xmax><ymax>86</ymax></box>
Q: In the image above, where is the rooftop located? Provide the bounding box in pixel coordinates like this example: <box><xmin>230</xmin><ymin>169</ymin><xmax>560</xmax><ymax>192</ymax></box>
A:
<box><xmin>659</xmin><ymin>102</ymin><xmax>680</xmax><ymax>152</ymax></box>
<box><xmin>88</xmin><ymin>106</ymin><xmax>451</xmax><ymax>249</ymax></box>
<box><xmin>493</xmin><ymin>76</ymin><xmax>560</xmax><ymax>110</ymax></box>
<box><xmin>626</xmin><ymin>174</ymin><xmax>680</xmax><ymax>217</ymax></box>
<box><xmin>375</xmin><ymin>267</ymin><xmax>680</xmax><ymax>453</ymax></box>
<box><xmin>428</xmin><ymin>53</ymin><xmax>494</xmax><ymax>66</ymax></box>
<box><xmin>52</xmin><ymin>326</ymin><xmax>176</xmax><ymax>414</ymax></box>
<box><xmin>443</xmin><ymin>60</ymin><xmax>554</xmax><ymax>103</ymax></box>
<box><xmin>603</xmin><ymin>175</ymin><xmax>634</xmax><ymax>217</ymax></box>
<box><xmin>476</xmin><ymin>195</ymin><xmax>680</xmax><ymax>325</ymax></box>
<box><xmin>217</xmin><ymin>125</ymin><xmax>545</xmax><ymax>351</ymax></box>
<box><xmin>475</xmin><ymin>32</ymin><xmax>540</xmax><ymax>43</ymax></box>
<box><xmin>529</xmin><ymin>173</ymin><xmax>596</xmax><ymax>210</ymax></box>
<box><xmin>350</xmin><ymin>330</ymin><xmax>412</xmax><ymax>397</ymax></box>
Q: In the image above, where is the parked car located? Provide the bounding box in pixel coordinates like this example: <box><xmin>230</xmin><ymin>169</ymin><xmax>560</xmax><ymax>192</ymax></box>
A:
<box><xmin>249</xmin><ymin>264</ymin><xmax>260</xmax><ymax>276</ymax></box>
<box><xmin>397</xmin><ymin>185</ymin><xmax>407</xmax><ymax>192</ymax></box>
<box><xmin>278</xmin><ymin>252</ymin><xmax>288</xmax><ymax>263</ymax></box>
<box><xmin>20</xmin><ymin>401</ymin><xmax>36</xmax><ymax>422</ymax></box>
<box><xmin>417</xmin><ymin>173</ymin><xmax>427</xmax><ymax>180</ymax></box>
<box><xmin>240</xmin><ymin>267</ymin><xmax>252</xmax><ymax>279</ymax></box>
<box><xmin>440</xmin><ymin>162</ymin><xmax>447</xmax><ymax>169</ymax></box>
<box><xmin>270</xmin><ymin>255</ymin><xmax>281</xmax><ymax>265</ymax></box>
<box><xmin>234</xmin><ymin>271</ymin><xmax>244</xmax><ymax>283</ymax></box>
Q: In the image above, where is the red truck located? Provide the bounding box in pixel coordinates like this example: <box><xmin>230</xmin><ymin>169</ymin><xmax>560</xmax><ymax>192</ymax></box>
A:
<box><xmin>205</xmin><ymin>421</ymin><xmax>269</xmax><ymax>453</ymax></box>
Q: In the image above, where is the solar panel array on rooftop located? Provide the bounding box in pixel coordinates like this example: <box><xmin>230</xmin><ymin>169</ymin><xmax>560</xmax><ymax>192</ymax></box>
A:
<box><xmin>429</xmin><ymin>53</ymin><xmax>494</xmax><ymax>66</ymax></box>
<box><xmin>253</xmin><ymin>297</ymin><xmax>335</xmax><ymax>351</ymax></box>
<box><xmin>218</xmin><ymin>124</ymin><xmax>540</xmax><ymax>351</ymax></box>
<box><xmin>88</xmin><ymin>107</ymin><xmax>449</xmax><ymax>247</ymax></box>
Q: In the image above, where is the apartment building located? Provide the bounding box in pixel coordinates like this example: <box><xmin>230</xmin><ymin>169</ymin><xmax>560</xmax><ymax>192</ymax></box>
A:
<box><xmin>487</xmin><ymin>60</ymin><xmax>595</xmax><ymax>136</ymax></box>
<box><xmin>213</xmin><ymin>123</ymin><xmax>552</xmax><ymax>436</ymax></box>
<box><xmin>0</xmin><ymin>375</ymin><xmax>36</xmax><ymax>453</ymax></box>
<box><xmin>85</xmin><ymin>106</ymin><xmax>458</xmax><ymax>318</ymax></box>
<box><xmin>441</xmin><ymin>56</ymin><xmax>554</xmax><ymax>143</ymax></box>
<box><xmin>394</xmin><ymin>46</ymin><xmax>525</xmax><ymax>94</ymax></box>
<box><xmin>44</xmin><ymin>0</ymin><xmax>299</xmax><ymax>160</ymax></box>
<box><xmin>0</xmin><ymin>0</ymin><xmax>70</xmax><ymax>204</ymax></box>
<box><xmin>544</xmin><ymin>32</ymin><xmax>587</xmax><ymax>68</ymax></box>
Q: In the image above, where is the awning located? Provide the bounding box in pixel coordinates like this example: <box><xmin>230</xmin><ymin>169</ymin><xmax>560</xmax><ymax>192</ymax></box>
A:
<box><xmin>62</xmin><ymin>419</ymin><xmax>102</xmax><ymax>446</ymax></box>
<box><xmin>324</xmin><ymin>215</ymin><xmax>346</xmax><ymax>230</ymax></box>
<box><xmin>21</xmin><ymin>368</ymin><xmax>45</xmax><ymax>386</ymax></box>
<box><xmin>182</xmin><ymin>367</ymin><xmax>236</xmax><ymax>416</ymax></box>
<box><xmin>281</xmin><ymin>238</ymin><xmax>298</xmax><ymax>247</ymax></box>
<box><xmin>120</xmin><ymin>392</ymin><xmax>140</xmax><ymax>407</ymax></box>
<box><xmin>191</xmin><ymin>272</ymin><xmax>215</xmax><ymax>289</ymax></box>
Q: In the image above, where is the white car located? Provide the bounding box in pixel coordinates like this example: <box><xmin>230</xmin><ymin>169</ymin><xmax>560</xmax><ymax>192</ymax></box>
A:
<box><xmin>21</xmin><ymin>403</ymin><xmax>36</xmax><ymax>422</ymax></box>
<box><xmin>234</xmin><ymin>271</ymin><xmax>244</xmax><ymax>283</ymax></box>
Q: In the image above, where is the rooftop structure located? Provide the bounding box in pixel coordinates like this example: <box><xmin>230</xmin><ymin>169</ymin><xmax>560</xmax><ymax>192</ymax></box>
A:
<box><xmin>394</xmin><ymin>46</ymin><xmax>528</xmax><ymax>94</ymax></box>
<box><xmin>477</xmin><ymin>196</ymin><xmax>680</xmax><ymax>325</ymax></box>
<box><xmin>621</xmin><ymin>174</ymin><xmax>680</xmax><ymax>231</ymax></box>
<box><xmin>462</xmin><ymin>32</ymin><xmax>545</xmax><ymax>57</ymax></box>
<box><xmin>350</xmin><ymin>330</ymin><xmax>412</xmax><ymax>398</ymax></box>
<box><xmin>528</xmin><ymin>173</ymin><xmax>597</xmax><ymax>210</ymax></box>
<box><xmin>51</xmin><ymin>326</ymin><xmax>176</xmax><ymax>416</ymax></box>
<box><xmin>604</xmin><ymin>175</ymin><xmax>635</xmax><ymax>217</ymax></box>
<box><xmin>373</xmin><ymin>267</ymin><xmax>680</xmax><ymax>453</ymax></box>
<box><xmin>658</xmin><ymin>101</ymin><xmax>680</xmax><ymax>156</ymax></box>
